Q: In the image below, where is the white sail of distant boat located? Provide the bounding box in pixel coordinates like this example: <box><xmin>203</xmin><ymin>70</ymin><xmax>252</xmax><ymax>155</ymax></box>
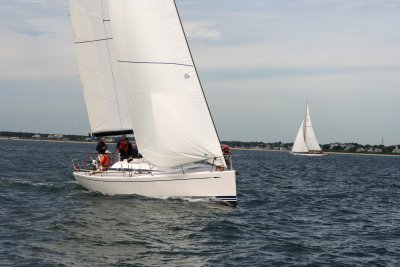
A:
<box><xmin>70</xmin><ymin>0</ymin><xmax>237</xmax><ymax>206</ymax></box>
<box><xmin>291</xmin><ymin>103</ymin><xmax>327</xmax><ymax>156</ymax></box>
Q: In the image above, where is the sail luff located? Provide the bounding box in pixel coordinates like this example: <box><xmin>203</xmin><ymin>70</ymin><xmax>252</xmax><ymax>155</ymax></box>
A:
<box><xmin>108</xmin><ymin>0</ymin><xmax>225</xmax><ymax>168</ymax></box>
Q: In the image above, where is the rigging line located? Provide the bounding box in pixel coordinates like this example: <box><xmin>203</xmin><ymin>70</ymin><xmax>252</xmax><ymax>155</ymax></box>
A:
<box><xmin>100</xmin><ymin>0</ymin><xmax>124</xmax><ymax>133</ymax></box>
<box><xmin>117</xmin><ymin>60</ymin><xmax>193</xmax><ymax>67</ymax></box>
<box><xmin>303</xmin><ymin>103</ymin><xmax>307</xmax><ymax>142</ymax></box>
<box><xmin>173</xmin><ymin>0</ymin><xmax>224</xmax><ymax>148</ymax></box>
<box><xmin>75</xmin><ymin>38</ymin><xmax>113</xmax><ymax>44</ymax></box>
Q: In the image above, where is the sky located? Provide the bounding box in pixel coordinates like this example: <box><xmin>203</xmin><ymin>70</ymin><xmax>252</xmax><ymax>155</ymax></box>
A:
<box><xmin>0</xmin><ymin>0</ymin><xmax>399</xmax><ymax>145</ymax></box>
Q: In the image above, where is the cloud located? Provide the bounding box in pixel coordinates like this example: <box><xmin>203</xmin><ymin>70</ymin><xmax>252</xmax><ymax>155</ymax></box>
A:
<box><xmin>206</xmin><ymin>69</ymin><xmax>400</xmax><ymax>143</ymax></box>
<box><xmin>182</xmin><ymin>0</ymin><xmax>400</xmax><ymax>82</ymax></box>
<box><xmin>192</xmin><ymin>36</ymin><xmax>400</xmax><ymax>76</ymax></box>
<box><xmin>0</xmin><ymin>1</ymin><xmax>77</xmax><ymax>81</ymax></box>
<box><xmin>0</xmin><ymin>0</ymin><xmax>399</xmax><ymax>143</ymax></box>
<box><xmin>184</xmin><ymin>22</ymin><xmax>221</xmax><ymax>40</ymax></box>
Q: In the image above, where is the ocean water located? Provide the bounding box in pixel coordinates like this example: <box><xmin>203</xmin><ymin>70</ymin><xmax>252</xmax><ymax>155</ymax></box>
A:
<box><xmin>0</xmin><ymin>140</ymin><xmax>399</xmax><ymax>266</ymax></box>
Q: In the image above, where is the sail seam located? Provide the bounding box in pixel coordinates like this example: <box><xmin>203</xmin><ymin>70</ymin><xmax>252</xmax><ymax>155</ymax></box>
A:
<box><xmin>75</xmin><ymin>38</ymin><xmax>113</xmax><ymax>44</ymax></box>
<box><xmin>117</xmin><ymin>60</ymin><xmax>193</xmax><ymax>67</ymax></box>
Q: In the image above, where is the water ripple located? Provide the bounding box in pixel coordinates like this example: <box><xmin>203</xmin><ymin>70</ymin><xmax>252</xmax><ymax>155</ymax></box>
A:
<box><xmin>0</xmin><ymin>141</ymin><xmax>400</xmax><ymax>266</ymax></box>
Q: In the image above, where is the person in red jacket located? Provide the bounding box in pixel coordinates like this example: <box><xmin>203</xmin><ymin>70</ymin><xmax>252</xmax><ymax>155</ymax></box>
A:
<box><xmin>118</xmin><ymin>137</ymin><xmax>133</xmax><ymax>161</ymax></box>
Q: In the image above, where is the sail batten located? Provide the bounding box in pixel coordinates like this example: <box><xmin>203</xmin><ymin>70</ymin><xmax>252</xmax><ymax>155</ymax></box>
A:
<box><xmin>108</xmin><ymin>0</ymin><xmax>225</xmax><ymax>168</ymax></box>
<box><xmin>75</xmin><ymin>38</ymin><xmax>113</xmax><ymax>44</ymax></box>
<box><xmin>117</xmin><ymin>61</ymin><xmax>194</xmax><ymax>67</ymax></box>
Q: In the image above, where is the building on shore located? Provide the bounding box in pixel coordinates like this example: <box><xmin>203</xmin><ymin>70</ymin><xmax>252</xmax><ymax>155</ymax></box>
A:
<box><xmin>32</xmin><ymin>134</ymin><xmax>41</xmax><ymax>139</ymax></box>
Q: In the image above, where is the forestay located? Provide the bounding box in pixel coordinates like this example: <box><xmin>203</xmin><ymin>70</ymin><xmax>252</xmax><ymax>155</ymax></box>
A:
<box><xmin>109</xmin><ymin>0</ymin><xmax>225</xmax><ymax>168</ymax></box>
<box><xmin>70</xmin><ymin>0</ymin><xmax>132</xmax><ymax>136</ymax></box>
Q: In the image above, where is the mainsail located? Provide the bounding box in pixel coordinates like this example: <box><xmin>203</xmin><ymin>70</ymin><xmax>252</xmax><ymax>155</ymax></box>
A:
<box><xmin>304</xmin><ymin>104</ymin><xmax>321</xmax><ymax>151</ymax></box>
<box><xmin>70</xmin><ymin>0</ymin><xmax>133</xmax><ymax>137</ymax></box>
<box><xmin>108</xmin><ymin>0</ymin><xmax>225</xmax><ymax>168</ymax></box>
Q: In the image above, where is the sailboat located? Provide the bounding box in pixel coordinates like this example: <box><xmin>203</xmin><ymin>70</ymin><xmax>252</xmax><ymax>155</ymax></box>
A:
<box><xmin>70</xmin><ymin>0</ymin><xmax>237</xmax><ymax>206</ymax></box>
<box><xmin>290</xmin><ymin>103</ymin><xmax>327</xmax><ymax>156</ymax></box>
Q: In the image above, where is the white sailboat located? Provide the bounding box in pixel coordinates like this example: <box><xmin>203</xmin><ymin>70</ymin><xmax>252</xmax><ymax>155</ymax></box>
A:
<box><xmin>70</xmin><ymin>0</ymin><xmax>237</xmax><ymax>206</ymax></box>
<box><xmin>290</xmin><ymin>103</ymin><xmax>327</xmax><ymax>156</ymax></box>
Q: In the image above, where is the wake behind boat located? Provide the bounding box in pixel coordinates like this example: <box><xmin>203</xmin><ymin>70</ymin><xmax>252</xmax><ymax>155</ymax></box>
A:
<box><xmin>69</xmin><ymin>0</ymin><xmax>237</xmax><ymax>206</ymax></box>
<box><xmin>290</xmin><ymin>103</ymin><xmax>327</xmax><ymax>157</ymax></box>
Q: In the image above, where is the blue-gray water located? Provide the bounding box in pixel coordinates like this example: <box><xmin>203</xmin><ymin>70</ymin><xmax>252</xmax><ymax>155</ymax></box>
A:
<box><xmin>1</xmin><ymin>140</ymin><xmax>400</xmax><ymax>266</ymax></box>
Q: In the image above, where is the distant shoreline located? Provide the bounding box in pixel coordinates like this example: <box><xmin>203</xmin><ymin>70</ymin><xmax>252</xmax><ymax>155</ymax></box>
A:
<box><xmin>1</xmin><ymin>137</ymin><xmax>399</xmax><ymax>157</ymax></box>
<box><xmin>0</xmin><ymin>137</ymin><xmax>94</xmax><ymax>145</ymax></box>
<box><xmin>326</xmin><ymin>151</ymin><xmax>400</xmax><ymax>157</ymax></box>
<box><xmin>232</xmin><ymin>147</ymin><xmax>400</xmax><ymax>157</ymax></box>
<box><xmin>231</xmin><ymin>147</ymin><xmax>287</xmax><ymax>152</ymax></box>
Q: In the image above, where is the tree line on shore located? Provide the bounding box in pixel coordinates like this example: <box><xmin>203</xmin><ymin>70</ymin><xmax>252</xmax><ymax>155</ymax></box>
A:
<box><xmin>221</xmin><ymin>141</ymin><xmax>400</xmax><ymax>155</ymax></box>
<box><xmin>1</xmin><ymin>131</ymin><xmax>398</xmax><ymax>154</ymax></box>
<box><xmin>0</xmin><ymin>131</ymin><xmax>89</xmax><ymax>142</ymax></box>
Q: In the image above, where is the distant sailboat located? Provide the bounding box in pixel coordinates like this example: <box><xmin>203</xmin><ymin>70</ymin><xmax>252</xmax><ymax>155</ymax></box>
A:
<box><xmin>290</xmin><ymin>103</ymin><xmax>327</xmax><ymax>156</ymax></box>
<box><xmin>70</xmin><ymin>0</ymin><xmax>237</xmax><ymax>206</ymax></box>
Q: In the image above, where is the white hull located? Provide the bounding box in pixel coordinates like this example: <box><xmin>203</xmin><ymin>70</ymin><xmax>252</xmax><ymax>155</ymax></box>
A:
<box><xmin>290</xmin><ymin>152</ymin><xmax>327</xmax><ymax>157</ymax></box>
<box><xmin>73</xmin><ymin>169</ymin><xmax>237</xmax><ymax>206</ymax></box>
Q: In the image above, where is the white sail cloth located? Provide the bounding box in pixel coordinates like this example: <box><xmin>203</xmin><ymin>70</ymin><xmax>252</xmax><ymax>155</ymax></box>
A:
<box><xmin>70</xmin><ymin>0</ymin><xmax>132</xmax><ymax>136</ymax></box>
<box><xmin>304</xmin><ymin>104</ymin><xmax>321</xmax><ymax>151</ymax></box>
<box><xmin>108</xmin><ymin>0</ymin><xmax>225</xmax><ymax>168</ymax></box>
<box><xmin>292</xmin><ymin>120</ymin><xmax>309</xmax><ymax>153</ymax></box>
